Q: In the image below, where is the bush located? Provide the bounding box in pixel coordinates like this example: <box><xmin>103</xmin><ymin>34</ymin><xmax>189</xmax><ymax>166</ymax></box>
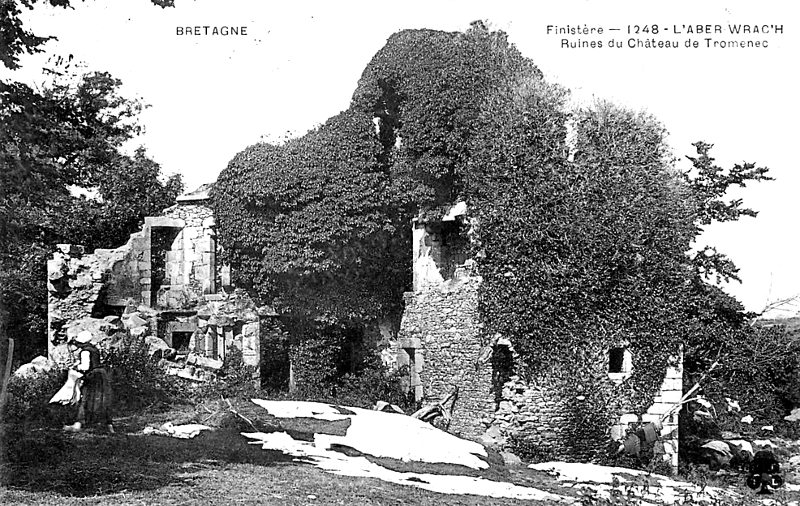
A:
<box><xmin>104</xmin><ymin>334</ymin><xmax>182</xmax><ymax>412</ymax></box>
<box><xmin>333</xmin><ymin>364</ymin><xmax>416</xmax><ymax>412</ymax></box>
<box><xmin>198</xmin><ymin>346</ymin><xmax>261</xmax><ymax>400</ymax></box>
<box><xmin>2</xmin><ymin>367</ymin><xmax>71</xmax><ymax>426</ymax></box>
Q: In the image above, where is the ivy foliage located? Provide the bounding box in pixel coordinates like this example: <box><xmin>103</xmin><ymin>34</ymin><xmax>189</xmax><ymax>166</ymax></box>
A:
<box><xmin>214</xmin><ymin>108</ymin><xmax>406</xmax><ymax>322</ymax></box>
<box><xmin>214</xmin><ymin>24</ymin><xmax>779</xmax><ymax>447</ymax></box>
<box><xmin>214</xmin><ymin>23</ymin><xmax>542</xmax><ymax>324</ymax></box>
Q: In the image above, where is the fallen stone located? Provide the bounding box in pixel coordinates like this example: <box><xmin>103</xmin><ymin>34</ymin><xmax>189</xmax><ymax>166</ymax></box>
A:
<box><xmin>144</xmin><ymin>336</ymin><xmax>170</xmax><ymax>358</ymax></box>
<box><xmin>784</xmin><ymin>408</ymin><xmax>800</xmax><ymax>422</ymax></box>
<box><xmin>727</xmin><ymin>439</ymin><xmax>754</xmax><ymax>457</ymax></box>
<box><xmin>193</xmin><ymin>355</ymin><xmax>223</xmax><ymax>370</ymax></box>
<box><xmin>700</xmin><ymin>441</ymin><xmax>733</xmax><ymax>468</ymax></box>
<box><xmin>31</xmin><ymin>355</ymin><xmax>55</xmax><ymax>370</ymax></box>
<box><xmin>143</xmin><ymin>422</ymin><xmax>212</xmax><ymax>439</ymax></box>
<box><xmin>501</xmin><ymin>451</ymin><xmax>523</xmax><ymax>467</ymax></box>
<box><xmin>130</xmin><ymin>326</ymin><xmax>149</xmax><ymax>338</ymax></box>
<box><xmin>57</xmin><ymin>244</ymin><xmax>84</xmax><ymax>256</ymax></box>
<box><xmin>13</xmin><ymin>363</ymin><xmax>39</xmax><ymax>378</ymax></box>
<box><xmin>124</xmin><ymin>313</ymin><xmax>148</xmax><ymax>329</ymax></box>
<box><xmin>14</xmin><ymin>355</ymin><xmax>57</xmax><ymax>378</ymax></box>
<box><xmin>753</xmin><ymin>439</ymin><xmax>777</xmax><ymax>449</ymax></box>
<box><xmin>480</xmin><ymin>425</ymin><xmax>504</xmax><ymax>446</ymax></box>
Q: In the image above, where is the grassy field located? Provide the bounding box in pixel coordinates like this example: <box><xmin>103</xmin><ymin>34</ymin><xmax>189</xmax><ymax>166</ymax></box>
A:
<box><xmin>4</xmin><ymin>400</ymin><xmax>800</xmax><ymax>505</ymax></box>
<box><xmin>0</xmin><ymin>402</ymin><xmax>564</xmax><ymax>506</ymax></box>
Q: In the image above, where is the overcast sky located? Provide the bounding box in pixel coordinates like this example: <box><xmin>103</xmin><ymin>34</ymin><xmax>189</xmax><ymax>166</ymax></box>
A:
<box><xmin>7</xmin><ymin>0</ymin><xmax>799</xmax><ymax>314</ymax></box>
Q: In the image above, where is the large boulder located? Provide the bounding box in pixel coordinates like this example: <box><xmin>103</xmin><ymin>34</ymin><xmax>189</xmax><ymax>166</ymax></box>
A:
<box><xmin>144</xmin><ymin>336</ymin><xmax>174</xmax><ymax>360</ymax></box>
<box><xmin>13</xmin><ymin>355</ymin><xmax>57</xmax><ymax>378</ymax></box>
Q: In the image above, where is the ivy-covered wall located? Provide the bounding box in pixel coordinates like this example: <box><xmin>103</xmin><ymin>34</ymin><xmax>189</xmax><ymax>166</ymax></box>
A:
<box><xmin>397</xmin><ymin>211</ymin><xmax>682</xmax><ymax>469</ymax></box>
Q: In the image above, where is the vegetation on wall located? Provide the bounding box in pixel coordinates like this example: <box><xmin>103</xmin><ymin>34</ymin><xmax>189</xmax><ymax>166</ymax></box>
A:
<box><xmin>212</xmin><ymin>22</ymin><xmax>782</xmax><ymax>459</ymax></box>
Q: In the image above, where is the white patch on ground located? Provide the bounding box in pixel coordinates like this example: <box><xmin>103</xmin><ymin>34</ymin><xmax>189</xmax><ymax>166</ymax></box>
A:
<box><xmin>243</xmin><ymin>431</ymin><xmax>566</xmax><ymax>502</ymax></box>
<box><xmin>530</xmin><ymin>462</ymin><xmax>739</xmax><ymax>504</ymax></box>
<box><xmin>142</xmin><ymin>422</ymin><xmax>212</xmax><ymax>439</ymax></box>
<box><xmin>251</xmin><ymin>399</ymin><xmax>350</xmax><ymax>421</ymax></box>
<box><xmin>251</xmin><ymin>399</ymin><xmax>488</xmax><ymax>469</ymax></box>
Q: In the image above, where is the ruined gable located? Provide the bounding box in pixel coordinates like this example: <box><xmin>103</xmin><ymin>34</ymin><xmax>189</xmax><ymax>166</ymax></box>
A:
<box><xmin>46</xmin><ymin>185</ymin><xmax>266</xmax><ymax>384</ymax></box>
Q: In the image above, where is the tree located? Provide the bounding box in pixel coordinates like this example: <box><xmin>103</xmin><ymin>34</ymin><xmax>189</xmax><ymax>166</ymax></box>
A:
<box><xmin>1</xmin><ymin>0</ymin><xmax>174</xmax><ymax>71</ymax></box>
<box><xmin>214</xmin><ymin>109</ymin><xmax>404</xmax><ymax>324</ymax></box>
<box><xmin>1</xmin><ymin>1</ymin><xmax>182</xmax><ymax>364</ymax></box>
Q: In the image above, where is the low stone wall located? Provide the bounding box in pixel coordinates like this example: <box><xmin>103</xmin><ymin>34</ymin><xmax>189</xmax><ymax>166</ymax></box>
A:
<box><xmin>490</xmin><ymin>349</ymin><xmax>619</xmax><ymax>462</ymax></box>
<box><xmin>491</xmin><ymin>351</ymin><xmax>682</xmax><ymax>469</ymax></box>
<box><xmin>610</xmin><ymin>358</ymin><xmax>683</xmax><ymax>469</ymax></box>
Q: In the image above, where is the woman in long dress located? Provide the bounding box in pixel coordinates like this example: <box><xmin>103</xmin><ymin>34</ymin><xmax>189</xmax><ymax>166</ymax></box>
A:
<box><xmin>63</xmin><ymin>330</ymin><xmax>114</xmax><ymax>433</ymax></box>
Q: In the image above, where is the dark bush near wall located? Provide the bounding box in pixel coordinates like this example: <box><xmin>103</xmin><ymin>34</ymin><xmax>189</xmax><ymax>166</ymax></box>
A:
<box><xmin>2</xmin><ymin>368</ymin><xmax>71</xmax><ymax>426</ymax></box>
<box><xmin>260</xmin><ymin>319</ymin><xmax>291</xmax><ymax>391</ymax></box>
<box><xmin>269</xmin><ymin>319</ymin><xmax>414</xmax><ymax>411</ymax></box>
<box><xmin>104</xmin><ymin>334</ymin><xmax>182</xmax><ymax>412</ymax></box>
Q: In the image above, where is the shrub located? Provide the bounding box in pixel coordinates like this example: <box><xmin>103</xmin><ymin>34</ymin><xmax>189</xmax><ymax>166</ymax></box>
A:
<box><xmin>334</xmin><ymin>364</ymin><xmax>416</xmax><ymax>412</ymax></box>
<box><xmin>2</xmin><ymin>367</ymin><xmax>71</xmax><ymax>426</ymax></box>
<box><xmin>104</xmin><ymin>334</ymin><xmax>181</xmax><ymax>412</ymax></box>
<box><xmin>199</xmin><ymin>346</ymin><xmax>261</xmax><ymax>400</ymax></box>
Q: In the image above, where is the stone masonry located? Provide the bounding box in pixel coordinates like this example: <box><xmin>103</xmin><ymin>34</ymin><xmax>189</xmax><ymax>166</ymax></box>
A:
<box><xmin>397</xmin><ymin>275</ymin><xmax>494</xmax><ymax>438</ymax></box>
<box><xmin>395</xmin><ymin>202</ymin><xmax>684</xmax><ymax>470</ymax></box>
<box><xmin>46</xmin><ymin>185</ymin><xmax>262</xmax><ymax>384</ymax></box>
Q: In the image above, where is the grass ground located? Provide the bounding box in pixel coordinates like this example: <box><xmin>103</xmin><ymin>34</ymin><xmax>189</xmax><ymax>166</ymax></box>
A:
<box><xmin>4</xmin><ymin>400</ymin><xmax>800</xmax><ymax>505</ymax></box>
<box><xmin>0</xmin><ymin>401</ymin><xmax>561</xmax><ymax>506</ymax></box>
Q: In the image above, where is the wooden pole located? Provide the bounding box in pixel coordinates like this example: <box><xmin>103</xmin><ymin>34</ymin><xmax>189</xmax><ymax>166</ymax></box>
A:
<box><xmin>0</xmin><ymin>338</ymin><xmax>14</xmax><ymax>417</ymax></box>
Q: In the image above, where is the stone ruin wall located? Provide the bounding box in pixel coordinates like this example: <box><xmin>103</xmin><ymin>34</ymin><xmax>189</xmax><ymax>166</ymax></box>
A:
<box><xmin>396</xmin><ymin>204</ymin><xmax>682</xmax><ymax>469</ymax></box>
<box><xmin>45</xmin><ymin>192</ymin><xmax>261</xmax><ymax>383</ymax></box>
<box><xmin>490</xmin><ymin>350</ymin><xmax>682</xmax><ymax>468</ymax></box>
<box><xmin>396</xmin><ymin>276</ymin><xmax>494</xmax><ymax>439</ymax></box>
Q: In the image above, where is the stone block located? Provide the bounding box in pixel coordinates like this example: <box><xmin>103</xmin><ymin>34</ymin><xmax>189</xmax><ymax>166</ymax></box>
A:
<box><xmin>182</xmin><ymin>227</ymin><xmax>200</xmax><ymax>241</ymax></box>
<box><xmin>168</xmin><ymin>320</ymin><xmax>197</xmax><ymax>333</ymax></box>
<box><xmin>145</xmin><ymin>216</ymin><xmax>184</xmax><ymax>228</ymax></box>
<box><xmin>660</xmin><ymin>389</ymin><xmax>683</xmax><ymax>404</ymax></box>
<box><xmin>398</xmin><ymin>337</ymin><xmax>421</xmax><ymax>349</ymax></box>
<box><xmin>47</xmin><ymin>258</ymin><xmax>66</xmax><ymax>279</ymax></box>
<box><xmin>57</xmin><ymin>244</ymin><xmax>84</xmax><ymax>256</ymax></box>
<box><xmin>194</xmin><ymin>355</ymin><xmax>223</xmax><ymax>370</ymax></box>
<box><xmin>130</xmin><ymin>326</ymin><xmax>148</xmax><ymax>338</ymax></box>
<box><xmin>124</xmin><ymin>313</ymin><xmax>148</xmax><ymax>329</ymax></box>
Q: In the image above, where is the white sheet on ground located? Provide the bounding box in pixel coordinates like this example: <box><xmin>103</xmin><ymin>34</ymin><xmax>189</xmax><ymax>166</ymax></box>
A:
<box><xmin>243</xmin><ymin>431</ymin><xmax>566</xmax><ymax>502</ymax></box>
<box><xmin>529</xmin><ymin>462</ymin><xmax>737</xmax><ymax>504</ymax></box>
<box><xmin>251</xmin><ymin>399</ymin><xmax>488</xmax><ymax>469</ymax></box>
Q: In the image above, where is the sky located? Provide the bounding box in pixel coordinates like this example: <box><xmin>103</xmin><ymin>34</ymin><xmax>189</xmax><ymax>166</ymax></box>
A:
<box><xmin>7</xmin><ymin>0</ymin><xmax>799</xmax><ymax>314</ymax></box>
